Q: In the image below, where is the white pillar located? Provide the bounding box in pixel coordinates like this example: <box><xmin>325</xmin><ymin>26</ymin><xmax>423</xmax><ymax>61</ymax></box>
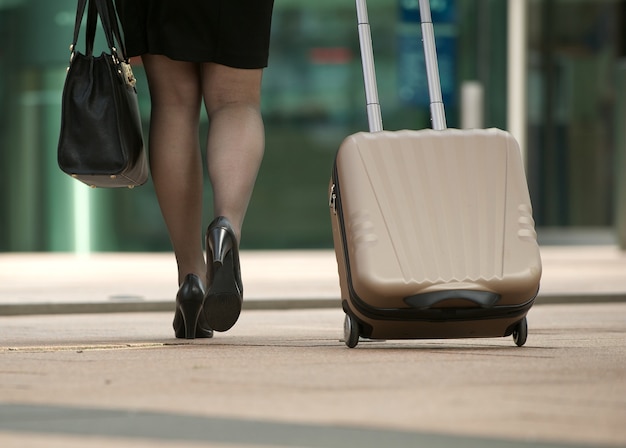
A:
<box><xmin>460</xmin><ymin>81</ymin><xmax>484</xmax><ymax>129</ymax></box>
<box><xmin>507</xmin><ymin>0</ymin><xmax>528</xmax><ymax>164</ymax></box>
<box><xmin>73</xmin><ymin>183</ymin><xmax>91</xmax><ymax>255</ymax></box>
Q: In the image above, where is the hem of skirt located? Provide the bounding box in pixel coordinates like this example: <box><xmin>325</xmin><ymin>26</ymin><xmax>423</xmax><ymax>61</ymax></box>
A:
<box><xmin>126</xmin><ymin>48</ymin><xmax>269</xmax><ymax>69</ymax></box>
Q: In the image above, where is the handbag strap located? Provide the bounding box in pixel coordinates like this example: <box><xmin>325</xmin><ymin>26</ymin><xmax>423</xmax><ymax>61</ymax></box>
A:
<box><xmin>95</xmin><ymin>0</ymin><xmax>130</xmax><ymax>61</ymax></box>
<box><xmin>86</xmin><ymin>0</ymin><xmax>97</xmax><ymax>57</ymax></box>
<box><xmin>70</xmin><ymin>0</ymin><xmax>129</xmax><ymax>62</ymax></box>
<box><xmin>70</xmin><ymin>0</ymin><xmax>87</xmax><ymax>57</ymax></box>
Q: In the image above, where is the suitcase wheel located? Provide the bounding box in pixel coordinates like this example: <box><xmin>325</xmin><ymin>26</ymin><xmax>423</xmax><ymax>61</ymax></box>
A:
<box><xmin>512</xmin><ymin>317</ymin><xmax>528</xmax><ymax>347</ymax></box>
<box><xmin>344</xmin><ymin>314</ymin><xmax>360</xmax><ymax>348</ymax></box>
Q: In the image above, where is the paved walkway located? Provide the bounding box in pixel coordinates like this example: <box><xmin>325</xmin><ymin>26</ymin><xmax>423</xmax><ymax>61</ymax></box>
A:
<box><xmin>0</xmin><ymin>246</ymin><xmax>625</xmax><ymax>448</ymax></box>
<box><xmin>1</xmin><ymin>246</ymin><xmax>625</xmax><ymax>314</ymax></box>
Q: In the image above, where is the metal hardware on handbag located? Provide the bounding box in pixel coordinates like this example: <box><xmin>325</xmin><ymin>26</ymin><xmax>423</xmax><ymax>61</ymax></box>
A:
<box><xmin>120</xmin><ymin>62</ymin><xmax>137</xmax><ymax>88</ymax></box>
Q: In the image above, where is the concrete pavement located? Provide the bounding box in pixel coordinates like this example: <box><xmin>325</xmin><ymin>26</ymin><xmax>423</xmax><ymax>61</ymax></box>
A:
<box><xmin>0</xmin><ymin>246</ymin><xmax>625</xmax><ymax>447</ymax></box>
<box><xmin>1</xmin><ymin>305</ymin><xmax>625</xmax><ymax>447</ymax></box>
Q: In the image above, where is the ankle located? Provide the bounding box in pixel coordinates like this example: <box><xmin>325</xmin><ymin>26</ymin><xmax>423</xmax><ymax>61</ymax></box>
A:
<box><xmin>177</xmin><ymin>263</ymin><xmax>207</xmax><ymax>287</ymax></box>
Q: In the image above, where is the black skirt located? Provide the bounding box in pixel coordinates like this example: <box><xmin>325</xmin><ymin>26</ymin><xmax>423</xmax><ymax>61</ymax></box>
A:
<box><xmin>114</xmin><ymin>0</ymin><xmax>274</xmax><ymax>69</ymax></box>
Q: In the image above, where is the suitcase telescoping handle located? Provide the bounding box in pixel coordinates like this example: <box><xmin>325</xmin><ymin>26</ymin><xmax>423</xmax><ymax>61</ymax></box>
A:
<box><xmin>418</xmin><ymin>0</ymin><xmax>447</xmax><ymax>130</ymax></box>
<box><xmin>355</xmin><ymin>0</ymin><xmax>447</xmax><ymax>131</ymax></box>
<box><xmin>356</xmin><ymin>0</ymin><xmax>383</xmax><ymax>132</ymax></box>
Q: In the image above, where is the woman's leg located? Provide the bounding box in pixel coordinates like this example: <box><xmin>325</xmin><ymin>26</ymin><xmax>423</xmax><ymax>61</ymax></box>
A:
<box><xmin>143</xmin><ymin>54</ymin><xmax>206</xmax><ymax>285</ymax></box>
<box><xmin>201</xmin><ymin>63</ymin><xmax>266</xmax><ymax>241</ymax></box>
<box><xmin>200</xmin><ymin>63</ymin><xmax>265</xmax><ymax>332</ymax></box>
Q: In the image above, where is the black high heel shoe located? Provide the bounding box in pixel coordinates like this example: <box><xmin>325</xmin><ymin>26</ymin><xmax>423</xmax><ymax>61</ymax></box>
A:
<box><xmin>173</xmin><ymin>273</ymin><xmax>214</xmax><ymax>339</ymax></box>
<box><xmin>203</xmin><ymin>216</ymin><xmax>243</xmax><ymax>332</ymax></box>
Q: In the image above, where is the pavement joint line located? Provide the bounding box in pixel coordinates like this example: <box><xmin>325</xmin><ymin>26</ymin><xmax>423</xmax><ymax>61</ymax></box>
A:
<box><xmin>2</xmin><ymin>343</ymin><xmax>171</xmax><ymax>353</ymax></box>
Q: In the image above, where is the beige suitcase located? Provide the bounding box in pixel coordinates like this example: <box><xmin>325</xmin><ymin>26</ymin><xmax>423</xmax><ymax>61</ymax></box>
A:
<box><xmin>329</xmin><ymin>0</ymin><xmax>542</xmax><ymax>348</ymax></box>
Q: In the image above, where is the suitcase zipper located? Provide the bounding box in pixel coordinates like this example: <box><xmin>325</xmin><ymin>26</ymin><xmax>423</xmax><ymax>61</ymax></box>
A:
<box><xmin>331</xmin><ymin>164</ymin><xmax>366</xmax><ymax>318</ymax></box>
<box><xmin>329</xmin><ymin>183</ymin><xmax>337</xmax><ymax>215</ymax></box>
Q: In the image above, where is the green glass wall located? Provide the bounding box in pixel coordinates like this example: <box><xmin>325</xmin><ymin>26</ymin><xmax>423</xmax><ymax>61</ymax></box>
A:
<box><xmin>1</xmin><ymin>0</ymin><xmax>624</xmax><ymax>252</ymax></box>
<box><xmin>527</xmin><ymin>0</ymin><xmax>625</xmax><ymax>231</ymax></box>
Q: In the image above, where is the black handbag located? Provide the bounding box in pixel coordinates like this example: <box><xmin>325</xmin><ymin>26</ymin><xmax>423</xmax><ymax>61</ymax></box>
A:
<box><xmin>57</xmin><ymin>0</ymin><xmax>148</xmax><ymax>188</ymax></box>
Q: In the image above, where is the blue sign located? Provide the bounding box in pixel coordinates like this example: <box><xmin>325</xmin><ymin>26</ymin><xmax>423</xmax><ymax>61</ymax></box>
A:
<box><xmin>399</xmin><ymin>0</ymin><xmax>456</xmax><ymax>22</ymax></box>
<box><xmin>398</xmin><ymin>0</ymin><xmax>457</xmax><ymax>107</ymax></box>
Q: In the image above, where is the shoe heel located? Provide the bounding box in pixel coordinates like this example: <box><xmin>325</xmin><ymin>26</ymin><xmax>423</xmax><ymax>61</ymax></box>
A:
<box><xmin>208</xmin><ymin>226</ymin><xmax>233</xmax><ymax>266</ymax></box>
<box><xmin>174</xmin><ymin>273</ymin><xmax>210</xmax><ymax>339</ymax></box>
<box><xmin>178</xmin><ymin>300</ymin><xmax>203</xmax><ymax>339</ymax></box>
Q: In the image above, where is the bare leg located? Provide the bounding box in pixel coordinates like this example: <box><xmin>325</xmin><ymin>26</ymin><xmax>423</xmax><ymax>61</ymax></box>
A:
<box><xmin>201</xmin><ymin>63</ymin><xmax>265</xmax><ymax>241</ymax></box>
<box><xmin>143</xmin><ymin>54</ymin><xmax>206</xmax><ymax>285</ymax></box>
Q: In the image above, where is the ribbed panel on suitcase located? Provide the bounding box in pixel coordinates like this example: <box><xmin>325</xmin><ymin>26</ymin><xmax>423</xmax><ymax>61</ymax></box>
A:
<box><xmin>333</xmin><ymin>129</ymin><xmax>541</xmax><ymax>309</ymax></box>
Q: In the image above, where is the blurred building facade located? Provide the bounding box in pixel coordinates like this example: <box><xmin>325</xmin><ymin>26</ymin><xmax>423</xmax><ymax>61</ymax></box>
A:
<box><xmin>1</xmin><ymin>0</ymin><xmax>624</xmax><ymax>252</ymax></box>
